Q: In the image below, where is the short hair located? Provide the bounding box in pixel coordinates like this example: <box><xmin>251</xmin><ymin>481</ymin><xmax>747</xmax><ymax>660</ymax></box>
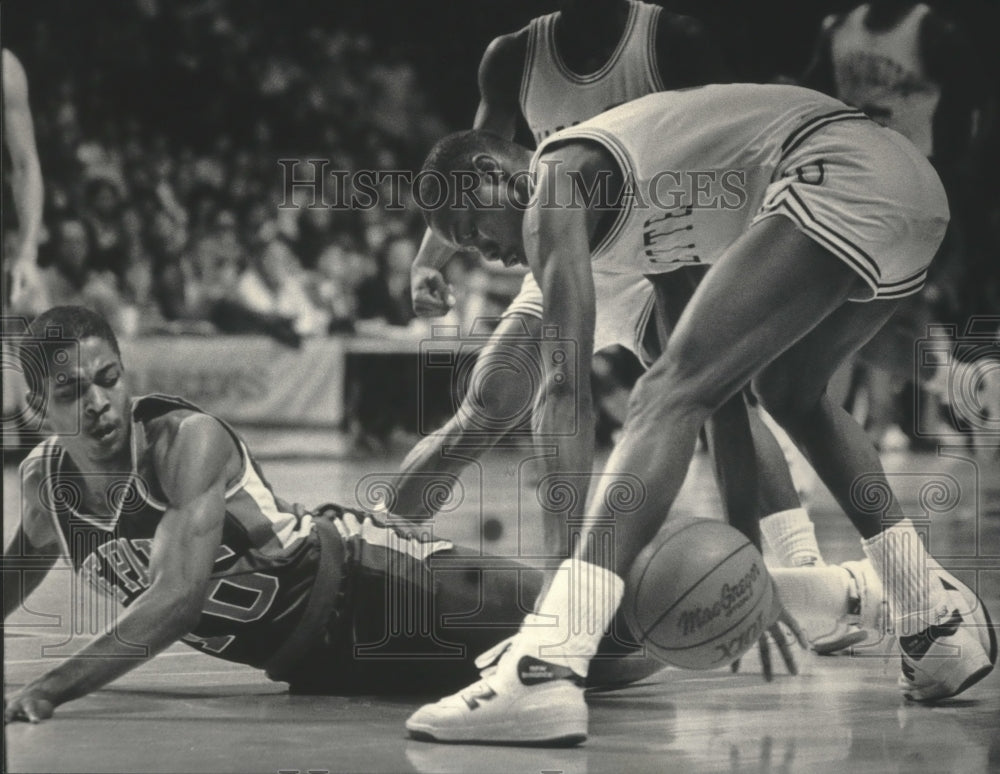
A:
<box><xmin>417</xmin><ymin>130</ymin><xmax>519</xmax><ymax>219</ymax></box>
<box><xmin>18</xmin><ymin>306</ymin><xmax>122</xmax><ymax>395</ymax></box>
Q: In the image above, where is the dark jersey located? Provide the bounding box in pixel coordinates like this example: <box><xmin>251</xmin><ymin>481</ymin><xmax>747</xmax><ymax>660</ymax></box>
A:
<box><xmin>20</xmin><ymin>394</ymin><xmax>320</xmax><ymax>668</ymax></box>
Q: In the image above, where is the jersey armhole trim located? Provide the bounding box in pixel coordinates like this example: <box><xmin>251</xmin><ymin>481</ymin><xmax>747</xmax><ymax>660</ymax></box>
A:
<box><xmin>646</xmin><ymin>5</ymin><xmax>666</xmax><ymax>92</ymax></box>
<box><xmin>519</xmin><ymin>20</ymin><xmax>539</xmax><ymax>117</ymax></box>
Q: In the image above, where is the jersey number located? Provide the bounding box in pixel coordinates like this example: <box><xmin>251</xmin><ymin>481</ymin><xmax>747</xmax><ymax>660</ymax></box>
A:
<box><xmin>201</xmin><ymin>573</ymin><xmax>280</xmax><ymax>622</ymax></box>
<box><xmin>181</xmin><ymin>574</ymin><xmax>280</xmax><ymax>655</ymax></box>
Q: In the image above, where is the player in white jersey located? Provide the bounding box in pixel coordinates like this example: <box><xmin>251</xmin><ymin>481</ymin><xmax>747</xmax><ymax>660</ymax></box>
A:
<box><xmin>406</xmin><ymin>83</ymin><xmax>995</xmax><ymax>743</ymax></box>
<box><xmin>397</xmin><ymin>0</ymin><xmax>728</xmax><ymax>523</ymax></box>
<box><xmin>799</xmin><ymin>1</ymin><xmax>979</xmax><ymax>163</ymax></box>
<box><xmin>397</xmin><ymin>0</ymin><xmax>861</xmax><ymax>656</ymax></box>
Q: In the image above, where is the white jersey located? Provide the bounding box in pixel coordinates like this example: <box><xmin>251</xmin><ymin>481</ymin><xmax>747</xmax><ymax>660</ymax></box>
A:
<box><xmin>507</xmin><ymin>0</ymin><xmax>663</xmax><ymax>355</ymax></box>
<box><xmin>529</xmin><ymin>83</ymin><xmax>948</xmax><ymax>300</ymax></box>
<box><xmin>829</xmin><ymin>3</ymin><xmax>939</xmax><ymax>156</ymax></box>
<box><xmin>520</xmin><ymin>0</ymin><xmax>664</xmax><ymax>145</ymax></box>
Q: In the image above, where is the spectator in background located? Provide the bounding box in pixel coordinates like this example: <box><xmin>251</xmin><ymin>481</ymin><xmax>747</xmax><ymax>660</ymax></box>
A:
<box><xmin>235</xmin><ymin>232</ymin><xmax>330</xmax><ymax>338</ymax></box>
<box><xmin>80</xmin><ymin>177</ymin><xmax>133</xmax><ymax>282</ymax></box>
<box><xmin>359</xmin><ymin>235</ymin><xmax>419</xmax><ymax>328</ymax></box>
<box><xmin>36</xmin><ymin>217</ymin><xmax>125</xmax><ymax>331</ymax></box>
<box><xmin>801</xmin><ymin>0</ymin><xmax>979</xmax><ymax>164</ymax></box>
<box><xmin>314</xmin><ymin>236</ymin><xmax>365</xmax><ymax>333</ymax></box>
<box><xmin>183</xmin><ymin>207</ymin><xmax>243</xmax><ymax>320</ymax></box>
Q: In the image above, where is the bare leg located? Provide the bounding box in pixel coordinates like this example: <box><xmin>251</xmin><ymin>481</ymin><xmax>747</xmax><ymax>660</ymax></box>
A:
<box><xmin>752</xmin><ymin>299</ymin><xmax>901</xmax><ymax>539</ymax></box>
<box><xmin>580</xmin><ymin>217</ymin><xmax>866</xmax><ymax>572</ymax></box>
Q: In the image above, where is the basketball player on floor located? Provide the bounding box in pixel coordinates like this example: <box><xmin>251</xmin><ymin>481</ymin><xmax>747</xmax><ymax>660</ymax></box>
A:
<box><xmin>396</xmin><ymin>0</ymin><xmax>852</xmax><ymax>650</ymax></box>
<box><xmin>1</xmin><ymin>305</ymin><xmax>897</xmax><ymax>724</ymax></box>
<box><xmin>407</xmin><ymin>83</ymin><xmax>996</xmax><ymax>743</ymax></box>
<box><xmin>4</xmin><ymin>305</ymin><xmax>674</xmax><ymax>724</ymax></box>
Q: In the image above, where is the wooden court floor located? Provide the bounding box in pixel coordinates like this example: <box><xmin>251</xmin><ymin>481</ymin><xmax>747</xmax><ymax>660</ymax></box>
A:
<box><xmin>4</xmin><ymin>445</ymin><xmax>1000</xmax><ymax>773</ymax></box>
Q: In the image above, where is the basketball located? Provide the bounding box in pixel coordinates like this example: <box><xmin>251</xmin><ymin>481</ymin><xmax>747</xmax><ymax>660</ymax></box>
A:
<box><xmin>623</xmin><ymin>518</ymin><xmax>773</xmax><ymax>670</ymax></box>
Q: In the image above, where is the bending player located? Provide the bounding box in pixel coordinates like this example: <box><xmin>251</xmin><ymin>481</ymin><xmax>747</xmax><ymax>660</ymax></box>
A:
<box><xmin>395</xmin><ymin>0</ymin><xmax>860</xmax><ymax>653</ymax></box>
<box><xmin>398</xmin><ymin>0</ymin><xmax>725</xmax><ymax>530</ymax></box>
<box><xmin>3</xmin><ymin>306</ymin><xmax>665</xmax><ymax>724</ymax></box>
<box><xmin>408</xmin><ymin>83</ymin><xmax>995</xmax><ymax>743</ymax></box>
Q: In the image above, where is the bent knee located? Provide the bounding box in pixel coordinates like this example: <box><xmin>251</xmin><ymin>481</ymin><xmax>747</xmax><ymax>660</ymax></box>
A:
<box><xmin>628</xmin><ymin>352</ymin><xmax>724</xmax><ymax>425</ymax></box>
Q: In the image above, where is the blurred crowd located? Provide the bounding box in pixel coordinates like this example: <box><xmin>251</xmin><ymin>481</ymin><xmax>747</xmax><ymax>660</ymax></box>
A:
<box><xmin>2</xmin><ymin>0</ymin><xmax>998</xmax><ymax>450</ymax></box>
<box><xmin>2</xmin><ymin>0</ymin><xmax>508</xmax><ymax>345</ymax></box>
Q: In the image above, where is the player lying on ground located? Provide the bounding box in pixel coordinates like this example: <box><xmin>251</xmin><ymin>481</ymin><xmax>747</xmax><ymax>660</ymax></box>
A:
<box><xmin>408</xmin><ymin>83</ymin><xmax>996</xmax><ymax>743</ymax></box>
<box><xmin>3</xmin><ymin>306</ymin><xmax>669</xmax><ymax>724</ymax></box>
<box><xmin>2</xmin><ymin>306</ymin><xmax>863</xmax><ymax>724</ymax></box>
<box><xmin>394</xmin><ymin>0</ymin><xmax>859</xmax><ymax>652</ymax></box>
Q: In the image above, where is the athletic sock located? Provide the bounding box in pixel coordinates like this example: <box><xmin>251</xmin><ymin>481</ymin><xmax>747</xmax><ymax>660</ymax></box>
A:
<box><xmin>862</xmin><ymin>519</ymin><xmax>948</xmax><ymax>636</ymax></box>
<box><xmin>760</xmin><ymin>508</ymin><xmax>825</xmax><ymax>567</ymax></box>
<box><xmin>770</xmin><ymin>565</ymin><xmax>852</xmax><ymax>626</ymax></box>
<box><xmin>518</xmin><ymin>559</ymin><xmax>624</xmax><ymax>678</ymax></box>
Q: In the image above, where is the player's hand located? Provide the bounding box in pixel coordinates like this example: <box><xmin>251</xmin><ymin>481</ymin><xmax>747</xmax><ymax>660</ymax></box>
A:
<box><xmin>4</xmin><ymin>688</ymin><xmax>56</xmax><ymax>724</ymax></box>
<box><xmin>411</xmin><ymin>266</ymin><xmax>455</xmax><ymax>317</ymax></box>
<box><xmin>731</xmin><ymin>581</ymin><xmax>811</xmax><ymax>681</ymax></box>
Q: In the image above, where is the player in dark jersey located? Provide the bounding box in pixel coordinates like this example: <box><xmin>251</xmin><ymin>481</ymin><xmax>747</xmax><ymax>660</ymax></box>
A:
<box><xmin>2</xmin><ymin>305</ymin><xmax>661</xmax><ymax>724</ymax></box>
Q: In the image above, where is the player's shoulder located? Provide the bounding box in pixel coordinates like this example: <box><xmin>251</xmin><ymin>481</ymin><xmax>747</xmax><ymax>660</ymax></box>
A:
<box><xmin>16</xmin><ymin>441</ymin><xmax>64</xmax><ymax>549</ymax></box>
<box><xmin>479</xmin><ymin>28</ymin><xmax>529</xmax><ymax>97</ymax></box>
<box><xmin>143</xmin><ymin>407</ymin><xmax>240</xmax><ymax>492</ymax></box>
<box><xmin>18</xmin><ymin>439</ymin><xmax>59</xmax><ymax>506</ymax></box>
<box><xmin>533</xmin><ymin>137</ymin><xmax>616</xmax><ymax>208</ymax></box>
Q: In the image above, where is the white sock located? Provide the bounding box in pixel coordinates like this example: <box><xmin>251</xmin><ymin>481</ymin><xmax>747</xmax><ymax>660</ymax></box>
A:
<box><xmin>770</xmin><ymin>566</ymin><xmax>852</xmax><ymax>628</ymax></box>
<box><xmin>760</xmin><ymin>508</ymin><xmax>825</xmax><ymax>567</ymax></box>
<box><xmin>862</xmin><ymin>519</ymin><xmax>948</xmax><ymax>635</ymax></box>
<box><xmin>517</xmin><ymin>559</ymin><xmax>624</xmax><ymax>678</ymax></box>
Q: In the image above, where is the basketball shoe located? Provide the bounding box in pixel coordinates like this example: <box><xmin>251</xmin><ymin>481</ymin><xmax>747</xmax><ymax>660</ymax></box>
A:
<box><xmin>405</xmin><ymin>635</ymin><xmax>588</xmax><ymax>745</ymax></box>
<box><xmin>896</xmin><ymin>568</ymin><xmax>996</xmax><ymax>702</ymax></box>
<box><xmin>842</xmin><ymin>558</ymin><xmax>996</xmax><ymax>700</ymax></box>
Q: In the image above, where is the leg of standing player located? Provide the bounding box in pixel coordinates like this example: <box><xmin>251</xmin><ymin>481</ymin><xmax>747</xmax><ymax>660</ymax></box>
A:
<box><xmin>539</xmin><ymin>216</ymin><xmax>988</xmax><ymax>700</ymax></box>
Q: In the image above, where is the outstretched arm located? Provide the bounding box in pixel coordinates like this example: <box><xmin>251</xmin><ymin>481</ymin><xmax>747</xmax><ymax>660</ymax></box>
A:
<box><xmin>412</xmin><ymin>32</ymin><xmax>525</xmax><ymax>316</ymax></box>
<box><xmin>524</xmin><ymin>161</ymin><xmax>597</xmax><ymax>558</ymax></box>
<box><xmin>4</xmin><ymin>415</ymin><xmax>236</xmax><ymax>723</ymax></box>
<box><xmin>3</xmin><ymin>50</ymin><xmax>45</xmax><ymax>309</ymax></box>
<box><xmin>3</xmin><ymin>527</ymin><xmax>59</xmax><ymax>623</ymax></box>
<box><xmin>4</xmin><ymin>458</ymin><xmax>66</xmax><ymax>622</ymax></box>
<box><xmin>393</xmin><ymin>311</ymin><xmax>543</xmax><ymax>519</ymax></box>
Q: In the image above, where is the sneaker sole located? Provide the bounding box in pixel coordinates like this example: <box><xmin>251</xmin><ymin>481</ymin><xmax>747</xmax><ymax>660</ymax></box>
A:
<box><xmin>406</xmin><ymin>727</ymin><xmax>587</xmax><ymax>747</ymax></box>
<box><xmin>813</xmin><ymin>627</ymin><xmax>869</xmax><ymax>656</ymax></box>
<box><xmin>905</xmin><ymin>663</ymin><xmax>994</xmax><ymax>703</ymax></box>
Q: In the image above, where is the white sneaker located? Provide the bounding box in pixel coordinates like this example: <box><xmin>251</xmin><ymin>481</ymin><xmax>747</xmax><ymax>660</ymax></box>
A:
<box><xmin>841</xmin><ymin>559</ymin><xmax>889</xmax><ymax>637</ymax></box>
<box><xmin>406</xmin><ymin>640</ymin><xmax>588</xmax><ymax>745</ymax></box>
<box><xmin>897</xmin><ymin>569</ymin><xmax>996</xmax><ymax>702</ymax></box>
<box><xmin>810</xmin><ymin>619</ymin><xmax>869</xmax><ymax>655</ymax></box>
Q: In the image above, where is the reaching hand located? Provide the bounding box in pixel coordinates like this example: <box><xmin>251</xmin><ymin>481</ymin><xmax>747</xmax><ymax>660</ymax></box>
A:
<box><xmin>411</xmin><ymin>266</ymin><xmax>455</xmax><ymax>317</ymax></box>
<box><xmin>731</xmin><ymin>580</ymin><xmax>812</xmax><ymax>681</ymax></box>
<box><xmin>4</xmin><ymin>688</ymin><xmax>56</xmax><ymax>724</ymax></box>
